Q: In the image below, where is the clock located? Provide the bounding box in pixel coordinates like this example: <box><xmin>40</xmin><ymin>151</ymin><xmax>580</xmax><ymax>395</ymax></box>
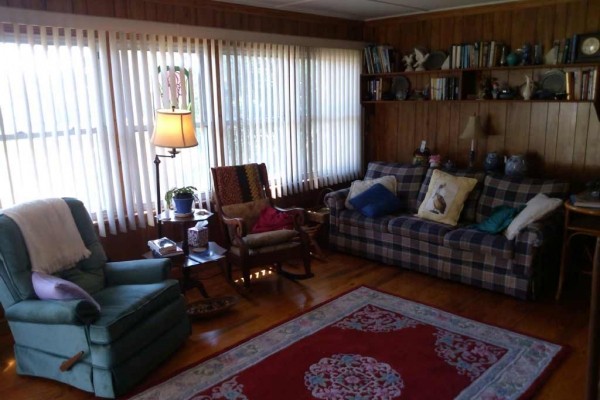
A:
<box><xmin>575</xmin><ymin>32</ymin><xmax>600</xmax><ymax>62</ymax></box>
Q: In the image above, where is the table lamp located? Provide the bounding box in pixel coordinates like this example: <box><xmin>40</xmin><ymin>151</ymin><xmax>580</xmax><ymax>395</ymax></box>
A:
<box><xmin>152</xmin><ymin>106</ymin><xmax>198</xmax><ymax>237</ymax></box>
<box><xmin>460</xmin><ymin>114</ymin><xmax>486</xmax><ymax>170</ymax></box>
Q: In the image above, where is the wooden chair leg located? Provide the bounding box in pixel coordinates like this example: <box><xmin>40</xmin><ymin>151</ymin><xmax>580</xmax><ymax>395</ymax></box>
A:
<box><xmin>242</xmin><ymin>266</ymin><xmax>251</xmax><ymax>288</ymax></box>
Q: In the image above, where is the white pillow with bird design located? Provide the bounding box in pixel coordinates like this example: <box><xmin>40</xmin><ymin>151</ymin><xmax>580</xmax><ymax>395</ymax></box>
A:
<box><xmin>417</xmin><ymin>169</ymin><xmax>477</xmax><ymax>226</ymax></box>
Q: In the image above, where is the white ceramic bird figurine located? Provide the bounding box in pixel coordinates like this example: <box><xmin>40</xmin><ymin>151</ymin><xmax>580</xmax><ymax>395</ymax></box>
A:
<box><xmin>403</xmin><ymin>54</ymin><xmax>415</xmax><ymax>71</ymax></box>
<box><xmin>414</xmin><ymin>48</ymin><xmax>430</xmax><ymax>71</ymax></box>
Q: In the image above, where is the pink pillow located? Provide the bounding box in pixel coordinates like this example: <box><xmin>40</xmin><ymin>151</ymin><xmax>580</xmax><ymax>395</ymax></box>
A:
<box><xmin>251</xmin><ymin>206</ymin><xmax>294</xmax><ymax>234</ymax></box>
<box><xmin>32</xmin><ymin>272</ymin><xmax>101</xmax><ymax>311</ymax></box>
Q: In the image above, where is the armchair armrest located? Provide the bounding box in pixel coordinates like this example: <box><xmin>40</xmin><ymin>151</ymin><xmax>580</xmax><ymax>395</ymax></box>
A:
<box><xmin>105</xmin><ymin>258</ymin><xmax>170</xmax><ymax>286</ymax></box>
<box><xmin>5</xmin><ymin>299</ymin><xmax>99</xmax><ymax>325</ymax></box>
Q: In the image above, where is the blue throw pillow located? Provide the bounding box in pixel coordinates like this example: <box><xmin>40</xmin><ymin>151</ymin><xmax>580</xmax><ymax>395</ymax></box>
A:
<box><xmin>473</xmin><ymin>205</ymin><xmax>523</xmax><ymax>234</ymax></box>
<box><xmin>349</xmin><ymin>183</ymin><xmax>402</xmax><ymax>218</ymax></box>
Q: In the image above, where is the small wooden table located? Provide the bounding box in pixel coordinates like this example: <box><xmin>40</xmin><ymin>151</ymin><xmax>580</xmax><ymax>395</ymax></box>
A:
<box><xmin>304</xmin><ymin>207</ymin><xmax>330</xmax><ymax>260</ymax></box>
<box><xmin>555</xmin><ymin>201</ymin><xmax>600</xmax><ymax>300</ymax></box>
<box><xmin>144</xmin><ymin>241</ymin><xmax>226</xmax><ymax>299</ymax></box>
<box><xmin>157</xmin><ymin>210</ymin><xmax>212</xmax><ymax>254</ymax></box>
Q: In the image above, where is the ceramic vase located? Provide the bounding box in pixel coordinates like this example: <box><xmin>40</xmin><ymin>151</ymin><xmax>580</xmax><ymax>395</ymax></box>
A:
<box><xmin>484</xmin><ymin>152</ymin><xmax>502</xmax><ymax>173</ymax></box>
<box><xmin>521</xmin><ymin>75</ymin><xmax>534</xmax><ymax>100</ymax></box>
<box><xmin>505</xmin><ymin>155</ymin><xmax>527</xmax><ymax>177</ymax></box>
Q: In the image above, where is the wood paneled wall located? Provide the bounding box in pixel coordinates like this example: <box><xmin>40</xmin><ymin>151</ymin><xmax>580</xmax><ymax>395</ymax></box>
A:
<box><xmin>364</xmin><ymin>0</ymin><xmax>600</xmax><ymax>186</ymax></box>
<box><xmin>0</xmin><ymin>0</ymin><xmax>363</xmax><ymax>40</ymax></box>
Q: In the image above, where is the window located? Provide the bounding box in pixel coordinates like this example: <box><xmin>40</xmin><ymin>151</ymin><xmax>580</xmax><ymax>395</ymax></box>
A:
<box><xmin>0</xmin><ymin>22</ymin><xmax>361</xmax><ymax>236</ymax></box>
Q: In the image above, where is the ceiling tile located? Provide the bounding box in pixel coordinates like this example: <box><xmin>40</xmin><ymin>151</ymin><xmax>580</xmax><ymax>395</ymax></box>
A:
<box><xmin>282</xmin><ymin>0</ymin><xmax>416</xmax><ymax>20</ymax></box>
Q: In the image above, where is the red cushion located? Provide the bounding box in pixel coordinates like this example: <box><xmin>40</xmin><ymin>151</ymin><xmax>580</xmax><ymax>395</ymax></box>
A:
<box><xmin>251</xmin><ymin>206</ymin><xmax>294</xmax><ymax>233</ymax></box>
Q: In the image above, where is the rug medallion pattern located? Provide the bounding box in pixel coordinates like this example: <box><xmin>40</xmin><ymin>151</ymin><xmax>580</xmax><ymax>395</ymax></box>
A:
<box><xmin>133</xmin><ymin>287</ymin><xmax>563</xmax><ymax>400</ymax></box>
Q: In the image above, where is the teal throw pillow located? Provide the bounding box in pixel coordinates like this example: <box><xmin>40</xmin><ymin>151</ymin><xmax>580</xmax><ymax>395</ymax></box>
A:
<box><xmin>349</xmin><ymin>183</ymin><xmax>402</xmax><ymax>218</ymax></box>
<box><xmin>474</xmin><ymin>205</ymin><xmax>523</xmax><ymax>234</ymax></box>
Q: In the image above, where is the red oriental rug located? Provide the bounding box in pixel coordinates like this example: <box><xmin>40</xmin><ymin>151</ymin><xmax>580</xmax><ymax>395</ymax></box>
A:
<box><xmin>132</xmin><ymin>287</ymin><xmax>565</xmax><ymax>400</ymax></box>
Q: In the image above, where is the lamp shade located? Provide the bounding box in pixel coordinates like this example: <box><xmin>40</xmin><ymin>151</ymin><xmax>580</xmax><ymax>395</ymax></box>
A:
<box><xmin>460</xmin><ymin>115</ymin><xmax>486</xmax><ymax>140</ymax></box>
<box><xmin>152</xmin><ymin>109</ymin><xmax>198</xmax><ymax>149</ymax></box>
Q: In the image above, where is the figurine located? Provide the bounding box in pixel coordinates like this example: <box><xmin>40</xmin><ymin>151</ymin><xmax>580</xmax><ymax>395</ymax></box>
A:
<box><xmin>520</xmin><ymin>75</ymin><xmax>534</xmax><ymax>100</ymax></box>
<box><xmin>402</xmin><ymin>53</ymin><xmax>415</xmax><ymax>71</ymax></box>
<box><xmin>414</xmin><ymin>48</ymin><xmax>429</xmax><ymax>71</ymax></box>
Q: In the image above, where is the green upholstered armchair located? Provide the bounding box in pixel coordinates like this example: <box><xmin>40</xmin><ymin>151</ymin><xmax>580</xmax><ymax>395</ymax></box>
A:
<box><xmin>0</xmin><ymin>198</ymin><xmax>190</xmax><ymax>398</ymax></box>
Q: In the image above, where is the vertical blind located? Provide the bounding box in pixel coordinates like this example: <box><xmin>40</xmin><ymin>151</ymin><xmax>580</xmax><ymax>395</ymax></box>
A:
<box><xmin>108</xmin><ymin>32</ymin><xmax>216</xmax><ymax>232</ymax></box>
<box><xmin>0</xmin><ymin>23</ymin><xmax>361</xmax><ymax>236</ymax></box>
<box><xmin>0</xmin><ymin>24</ymin><xmax>120</xmax><ymax>236</ymax></box>
<box><xmin>218</xmin><ymin>41</ymin><xmax>361</xmax><ymax>197</ymax></box>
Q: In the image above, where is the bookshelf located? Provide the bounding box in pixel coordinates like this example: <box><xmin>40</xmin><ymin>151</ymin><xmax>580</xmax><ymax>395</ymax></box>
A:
<box><xmin>361</xmin><ymin>63</ymin><xmax>600</xmax><ymax>115</ymax></box>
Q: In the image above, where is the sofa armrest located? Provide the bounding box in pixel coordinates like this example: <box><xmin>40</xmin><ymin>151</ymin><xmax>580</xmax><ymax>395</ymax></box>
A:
<box><xmin>5</xmin><ymin>299</ymin><xmax>99</xmax><ymax>325</ymax></box>
<box><xmin>325</xmin><ymin>188</ymin><xmax>350</xmax><ymax>214</ymax></box>
<box><xmin>515</xmin><ymin>210</ymin><xmax>564</xmax><ymax>248</ymax></box>
<box><xmin>512</xmin><ymin>211</ymin><xmax>564</xmax><ymax>277</ymax></box>
<box><xmin>105</xmin><ymin>259</ymin><xmax>170</xmax><ymax>286</ymax></box>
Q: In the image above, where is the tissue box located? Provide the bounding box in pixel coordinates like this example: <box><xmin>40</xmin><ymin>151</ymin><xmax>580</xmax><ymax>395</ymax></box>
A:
<box><xmin>188</xmin><ymin>226</ymin><xmax>208</xmax><ymax>248</ymax></box>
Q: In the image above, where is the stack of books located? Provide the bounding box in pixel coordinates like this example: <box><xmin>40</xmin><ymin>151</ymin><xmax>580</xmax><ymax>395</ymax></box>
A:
<box><xmin>570</xmin><ymin>191</ymin><xmax>600</xmax><ymax>209</ymax></box>
<box><xmin>147</xmin><ymin>237</ymin><xmax>183</xmax><ymax>257</ymax></box>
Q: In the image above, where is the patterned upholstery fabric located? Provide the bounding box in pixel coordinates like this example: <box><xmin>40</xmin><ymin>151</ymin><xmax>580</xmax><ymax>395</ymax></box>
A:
<box><xmin>324</xmin><ymin>163</ymin><xmax>568</xmax><ymax>300</ymax></box>
<box><xmin>338</xmin><ymin>209</ymin><xmax>396</xmax><ymax>232</ymax></box>
<box><xmin>444</xmin><ymin>228</ymin><xmax>514</xmax><ymax>259</ymax></box>
<box><xmin>212</xmin><ymin>164</ymin><xmax>266</xmax><ymax>206</ymax></box>
<box><xmin>416</xmin><ymin>168</ymin><xmax>486</xmax><ymax>223</ymax></box>
<box><xmin>388</xmin><ymin>216</ymin><xmax>453</xmax><ymax>245</ymax></box>
<box><xmin>475</xmin><ymin>175</ymin><xmax>569</xmax><ymax>223</ymax></box>
<box><xmin>364</xmin><ymin>162</ymin><xmax>428</xmax><ymax>213</ymax></box>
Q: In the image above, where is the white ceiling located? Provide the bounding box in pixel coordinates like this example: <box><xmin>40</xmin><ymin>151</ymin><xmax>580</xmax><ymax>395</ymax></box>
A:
<box><xmin>213</xmin><ymin>0</ymin><xmax>519</xmax><ymax>21</ymax></box>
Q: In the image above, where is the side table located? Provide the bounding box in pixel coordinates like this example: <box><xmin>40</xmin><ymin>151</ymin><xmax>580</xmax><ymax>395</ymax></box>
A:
<box><xmin>304</xmin><ymin>207</ymin><xmax>330</xmax><ymax>260</ymax></box>
<box><xmin>144</xmin><ymin>241</ymin><xmax>226</xmax><ymax>299</ymax></box>
<box><xmin>157</xmin><ymin>210</ymin><xmax>212</xmax><ymax>254</ymax></box>
<box><xmin>555</xmin><ymin>201</ymin><xmax>600</xmax><ymax>300</ymax></box>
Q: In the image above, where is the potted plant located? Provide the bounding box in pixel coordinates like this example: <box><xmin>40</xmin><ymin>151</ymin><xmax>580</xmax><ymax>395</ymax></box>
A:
<box><xmin>165</xmin><ymin>186</ymin><xmax>197</xmax><ymax>215</ymax></box>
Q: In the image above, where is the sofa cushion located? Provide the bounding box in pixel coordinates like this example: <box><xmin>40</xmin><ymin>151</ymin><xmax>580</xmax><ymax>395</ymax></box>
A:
<box><xmin>444</xmin><ymin>228</ymin><xmax>514</xmax><ymax>259</ymax></box>
<box><xmin>89</xmin><ymin>280</ymin><xmax>181</xmax><ymax>344</ymax></box>
<box><xmin>388</xmin><ymin>215</ymin><xmax>454</xmax><ymax>245</ymax></box>
<box><xmin>417</xmin><ymin>168</ymin><xmax>485</xmax><ymax>223</ymax></box>
<box><xmin>349</xmin><ymin>183</ymin><xmax>403</xmax><ymax>217</ymax></box>
<box><xmin>473</xmin><ymin>205</ymin><xmax>523</xmax><ymax>234</ymax></box>
<box><xmin>504</xmin><ymin>193</ymin><xmax>563</xmax><ymax>240</ymax></box>
<box><xmin>475</xmin><ymin>175</ymin><xmax>569</xmax><ymax>223</ymax></box>
<box><xmin>364</xmin><ymin>162</ymin><xmax>428</xmax><ymax>213</ymax></box>
<box><xmin>345</xmin><ymin>176</ymin><xmax>397</xmax><ymax>210</ymax></box>
<box><xmin>417</xmin><ymin>169</ymin><xmax>478</xmax><ymax>226</ymax></box>
<box><xmin>338</xmin><ymin>209</ymin><xmax>395</xmax><ymax>232</ymax></box>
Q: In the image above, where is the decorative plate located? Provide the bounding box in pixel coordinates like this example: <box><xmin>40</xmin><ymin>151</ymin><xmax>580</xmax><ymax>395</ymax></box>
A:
<box><xmin>540</xmin><ymin>69</ymin><xmax>566</xmax><ymax>94</ymax></box>
<box><xmin>424</xmin><ymin>50</ymin><xmax>447</xmax><ymax>70</ymax></box>
<box><xmin>391</xmin><ymin>76</ymin><xmax>411</xmax><ymax>100</ymax></box>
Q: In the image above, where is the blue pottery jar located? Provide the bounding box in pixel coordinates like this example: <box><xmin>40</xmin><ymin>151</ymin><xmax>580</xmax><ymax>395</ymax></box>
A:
<box><xmin>506</xmin><ymin>52</ymin><xmax>520</xmax><ymax>67</ymax></box>
<box><xmin>484</xmin><ymin>152</ymin><xmax>502</xmax><ymax>173</ymax></box>
<box><xmin>505</xmin><ymin>155</ymin><xmax>527</xmax><ymax>177</ymax></box>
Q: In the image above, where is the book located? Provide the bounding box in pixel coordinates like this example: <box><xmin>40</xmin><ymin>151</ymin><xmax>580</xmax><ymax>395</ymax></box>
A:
<box><xmin>570</xmin><ymin>191</ymin><xmax>600</xmax><ymax>209</ymax></box>
<box><xmin>148</xmin><ymin>237</ymin><xmax>183</xmax><ymax>256</ymax></box>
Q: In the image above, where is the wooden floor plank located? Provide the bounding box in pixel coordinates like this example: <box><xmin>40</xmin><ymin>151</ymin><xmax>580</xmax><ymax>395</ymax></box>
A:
<box><xmin>0</xmin><ymin>249</ymin><xmax>590</xmax><ymax>399</ymax></box>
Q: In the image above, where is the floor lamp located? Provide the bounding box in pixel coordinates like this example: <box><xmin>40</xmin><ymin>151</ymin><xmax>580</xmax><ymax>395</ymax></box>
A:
<box><xmin>460</xmin><ymin>114</ymin><xmax>486</xmax><ymax>170</ymax></box>
<box><xmin>152</xmin><ymin>107</ymin><xmax>198</xmax><ymax>237</ymax></box>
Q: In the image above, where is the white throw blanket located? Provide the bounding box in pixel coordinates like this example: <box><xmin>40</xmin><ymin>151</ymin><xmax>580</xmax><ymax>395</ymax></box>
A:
<box><xmin>2</xmin><ymin>198</ymin><xmax>91</xmax><ymax>274</ymax></box>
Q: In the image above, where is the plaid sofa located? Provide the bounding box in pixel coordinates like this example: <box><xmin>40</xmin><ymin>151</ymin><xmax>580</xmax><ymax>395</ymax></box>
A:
<box><xmin>325</xmin><ymin>162</ymin><xmax>569</xmax><ymax>299</ymax></box>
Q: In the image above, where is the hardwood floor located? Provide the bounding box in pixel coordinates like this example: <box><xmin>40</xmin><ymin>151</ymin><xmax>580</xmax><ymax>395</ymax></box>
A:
<box><xmin>0</xmin><ymin>250</ymin><xmax>590</xmax><ymax>399</ymax></box>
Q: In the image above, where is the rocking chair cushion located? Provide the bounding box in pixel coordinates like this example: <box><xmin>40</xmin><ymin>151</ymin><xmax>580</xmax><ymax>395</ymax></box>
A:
<box><xmin>251</xmin><ymin>206</ymin><xmax>294</xmax><ymax>233</ymax></box>
<box><xmin>242</xmin><ymin>229</ymin><xmax>298</xmax><ymax>249</ymax></box>
<box><xmin>222</xmin><ymin>198</ymin><xmax>271</xmax><ymax>235</ymax></box>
